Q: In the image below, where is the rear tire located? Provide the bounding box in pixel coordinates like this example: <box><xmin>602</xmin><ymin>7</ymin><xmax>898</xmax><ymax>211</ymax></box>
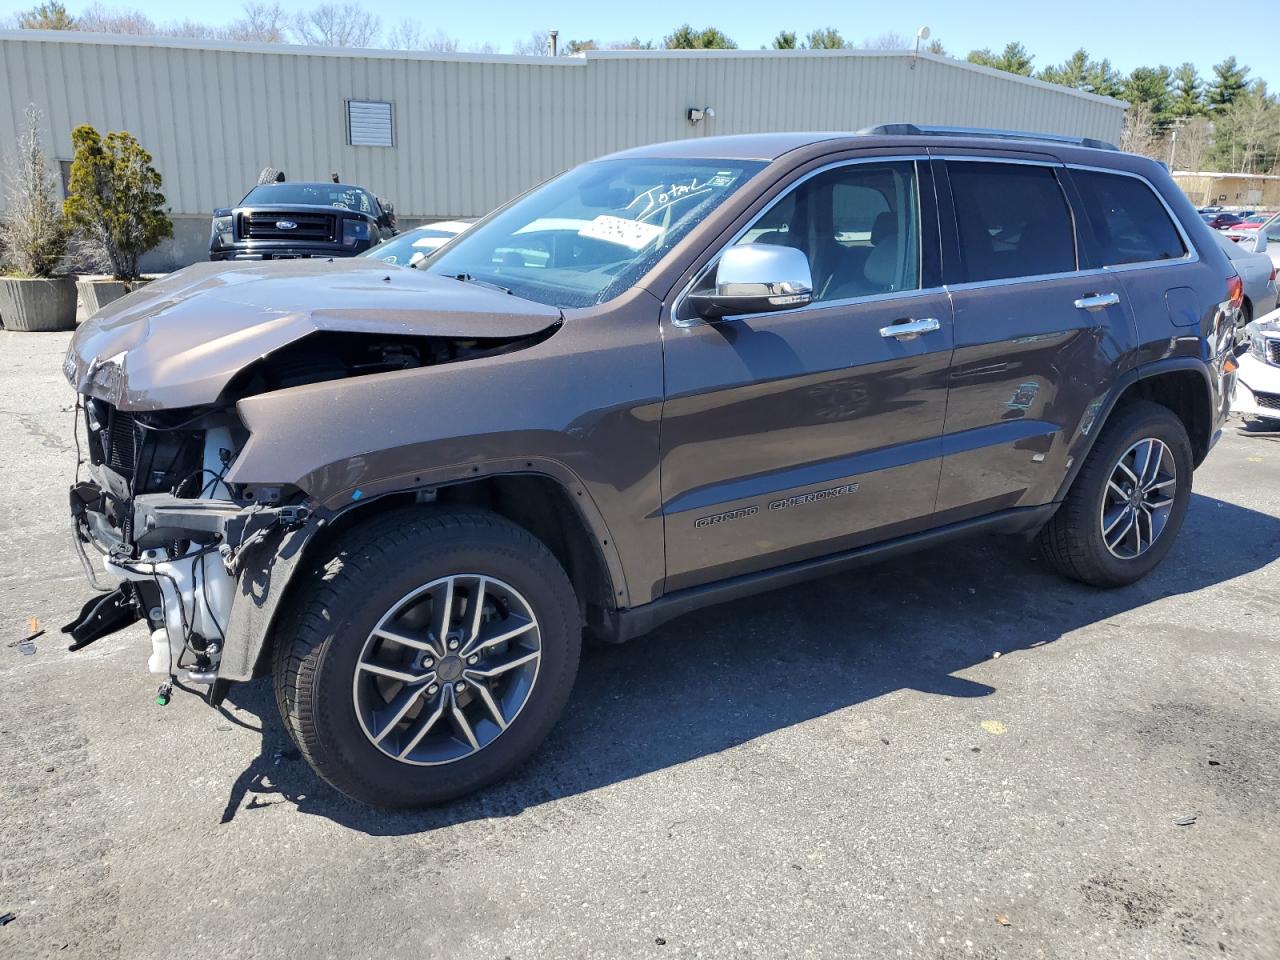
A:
<box><xmin>272</xmin><ymin>507</ymin><xmax>581</xmax><ymax>807</ymax></box>
<box><xmin>1039</xmin><ymin>400</ymin><xmax>1193</xmax><ymax>587</ymax></box>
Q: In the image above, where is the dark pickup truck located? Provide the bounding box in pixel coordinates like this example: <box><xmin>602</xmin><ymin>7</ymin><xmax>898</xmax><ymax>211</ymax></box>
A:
<box><xmin>209</xmin><ymin>181</ymin><xmax>397</xmax><ymax>261</ymax></box>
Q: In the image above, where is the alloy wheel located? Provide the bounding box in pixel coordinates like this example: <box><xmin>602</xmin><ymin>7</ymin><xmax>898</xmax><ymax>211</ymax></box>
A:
<box><xmin>1099</xmin><ymin>437</ymin><xmax>1177</xmax><ymax>560</ymax></box>
<box><xmin>352</xmin><ymin>574</ymin><xmax>542</xmax><ymax>766</ymax></box>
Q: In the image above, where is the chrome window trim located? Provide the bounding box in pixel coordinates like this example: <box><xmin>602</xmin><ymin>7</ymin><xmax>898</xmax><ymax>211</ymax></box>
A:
<box><xmin>1064</xmin><ymin>163</ymin><xmax>1200</xmax><ymax>270</ymax></box>
<box><xmin>944</xmin><ymin>266</ymin><xmax>1110</xmax><ymax>294</ymax></box>
<box><xmin>672</xmin><ymin>155</ymin><xmax>1203</xmax><ymax>326</ymax></box>
<box><xmin>930</xmin><ymin>154</ymin><xmax>1063</xmax><ymax>168</ymax></box>
<box><xmin>685</xmin><ymin>283</ymin><xmax>952</xmax><ymax>327</ymax></box>
<box><xmin>672</xmin><ymin>154</ymin><xmax>930</xmax><ymax>328</ymax></box>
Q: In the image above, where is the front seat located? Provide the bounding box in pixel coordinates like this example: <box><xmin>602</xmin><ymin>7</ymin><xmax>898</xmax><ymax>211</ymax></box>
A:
<box><xmin>862</xmin><ymin>211</ymin><xmax>900</xmax><ymax>294</ymax></box>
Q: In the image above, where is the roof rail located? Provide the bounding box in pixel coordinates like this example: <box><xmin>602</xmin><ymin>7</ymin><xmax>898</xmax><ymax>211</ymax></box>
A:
<box><xmin>857</xmin><ymin>123</ymin><xmax>1119</xmax><ymax>152</ymax></box>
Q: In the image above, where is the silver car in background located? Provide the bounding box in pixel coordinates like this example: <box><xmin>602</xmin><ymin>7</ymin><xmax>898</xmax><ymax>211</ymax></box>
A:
<box><xmin>1224</xmin><ymin>210</ymin><xmax>1280</xmax><ymax>272</ymax></box>
<box><xmin>1215</xmin><ymin>231</ymin><xmax>1277</xmax><ymax>341</ymax></box>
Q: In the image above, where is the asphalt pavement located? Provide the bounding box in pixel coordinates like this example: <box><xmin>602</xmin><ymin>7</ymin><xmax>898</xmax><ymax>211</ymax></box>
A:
<box><xmin>2</xmin><ymin>329</ymin><xmax>1278</xmax><ymax>959</ymax></box>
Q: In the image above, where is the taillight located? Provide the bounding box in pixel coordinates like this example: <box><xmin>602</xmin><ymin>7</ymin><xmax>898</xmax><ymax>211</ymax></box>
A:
<box><xmin>1228</xmin><ymin>274</ymin><xmax>1244</xmax><ymax>310</ymax></box>
<box><xmin>1270</xmin><ymin>266</ymin><xmax>1277</xmax><ymax>284</ymax></box>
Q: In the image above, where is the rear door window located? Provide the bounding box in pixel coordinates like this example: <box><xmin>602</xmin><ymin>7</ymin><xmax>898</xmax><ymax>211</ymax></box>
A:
<box><xmin>1071</xmin><ymin>169</ymin><xmax>1187</xmax><ymax>265</ymax></box>
<box><xmin>946</xmin><ymin>161</ymin><xmax>1077</xmax><ymax>283</ymax></box>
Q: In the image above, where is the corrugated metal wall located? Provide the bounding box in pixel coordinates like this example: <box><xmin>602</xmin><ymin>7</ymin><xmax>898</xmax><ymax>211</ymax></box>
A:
<box><xmin>0</xmin><ymin>32</ymin><xmax>1125</xmax><ymax>221</ymax></box>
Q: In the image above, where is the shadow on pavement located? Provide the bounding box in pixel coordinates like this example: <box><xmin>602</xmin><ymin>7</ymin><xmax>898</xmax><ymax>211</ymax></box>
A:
<box><xmin>217</xmin><ymin>492</ymin><xmax>1280</xmax><ymax>833</ymax></box>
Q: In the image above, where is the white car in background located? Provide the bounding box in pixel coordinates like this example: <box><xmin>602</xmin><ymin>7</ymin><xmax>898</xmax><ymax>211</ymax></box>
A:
<box><xmin>363</xmin><ymin>219</ymin><xmax>475</xmax><ymax>266</ymax></box>
<box><xmin>1235</xmin><ymin>308</ymin><xmax>1280</xmax><ymax>424</ymax></box>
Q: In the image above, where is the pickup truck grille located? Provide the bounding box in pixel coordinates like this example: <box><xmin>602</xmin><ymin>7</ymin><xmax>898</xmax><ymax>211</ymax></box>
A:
<box><xmin>1268</xmin><ymin>339</ymin><xmax>1280</xmax><ymax>366</ymax></box>
<box><xmin>241</xmin><ymin>212</ymin><xmax>336</xmax><ymax>242</ymax></box>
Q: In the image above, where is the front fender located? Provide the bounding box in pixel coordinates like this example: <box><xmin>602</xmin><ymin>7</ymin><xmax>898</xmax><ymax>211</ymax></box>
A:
<box><xmin>216</xmin><ymin>459</ymin><xmax>631</xmax><ymax>682</ymax></box>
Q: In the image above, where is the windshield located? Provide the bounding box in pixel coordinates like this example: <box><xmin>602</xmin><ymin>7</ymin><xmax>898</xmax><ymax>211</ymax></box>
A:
<box><xmin>242</xmin><ymin>183</ymin><xmax>379</xmax><ymax>215</ymax></box>
<box><xmin>424</xmin><ymin>158</ymin><xmax>765</xmax><ymax>308</ymax></box>
<box><xmin>363</xmin><ymin>227</ymin><xmax>466</xmax><ymax>265</ymax></box>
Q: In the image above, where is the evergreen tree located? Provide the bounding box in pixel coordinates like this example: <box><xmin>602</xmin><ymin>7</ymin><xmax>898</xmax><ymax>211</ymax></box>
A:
<box><xmin>1207</xmin><ymin>56</ymin><xmax>1249</xmax><ymax>111</ymax></box>
<box><xmin>805</xmin><ymin>27</ymin><xmax>847</xmax><ymax>49</ymax></box>
<box><xmin>1082</xmin><ymin>58</ymin><xmax>1123</xmax><ymax>98</ymax></box>
<box><xmin>664</xmin><ymin>25</ymin><xmax>737</xmax><ymax>49</ymax></box>
<box><xmin>1170</xmin><ymin>62</ymin><xmax>1204</xmax><ymax>117</ymax></box>
<box><xmin>64</xmin><ymin>125</ymin><xmax>172</xmax><ymax>281</ymax></box>
<box><xmin>1040</xmin><ymin>49</ymin><xmax>1091</xmax><ymax>88</ymax></box>
<box><xmin>16</xmin><ymin>1</ymin><xmax>74</xmax><ymax>28</ymax></box>
<box><xmin>966</xmin><ymin>42</ymin><xmax>1034</xmax><ymax>76</ymax></box>
<box><xmin>1123</xmin><ymin>66</ymin><xmax>1174</xmax><ymax>124</ymax></box>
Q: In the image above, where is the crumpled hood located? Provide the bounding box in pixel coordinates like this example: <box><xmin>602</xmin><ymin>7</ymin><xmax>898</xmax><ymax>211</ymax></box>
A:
<box><xmin>64</xmin><ymin>258</ymin><xmax>562</xmax><ymax>410</ymax></box>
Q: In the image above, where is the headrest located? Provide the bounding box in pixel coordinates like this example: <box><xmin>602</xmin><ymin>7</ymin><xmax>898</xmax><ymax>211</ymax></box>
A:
<box><xmin>871</xmin><ymin>211</ymin><xmax>897</xmax><ymax>245</ymax></box>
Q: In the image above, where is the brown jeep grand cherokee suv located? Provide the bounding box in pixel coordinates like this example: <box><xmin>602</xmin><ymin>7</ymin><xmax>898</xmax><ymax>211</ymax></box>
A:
<box><xmin>63</xmin><ymin>126</ymin><xmax>1238</xmax><ymax>806</ymax></box>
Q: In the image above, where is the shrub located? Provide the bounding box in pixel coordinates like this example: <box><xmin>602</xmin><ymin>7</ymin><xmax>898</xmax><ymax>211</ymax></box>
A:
<box><xmin>64</xmin><ymin>124</ymin><xmax>172</xmax><ymax>281</ymax></box>
<box><xmin>0</xmin><ymin>104</ymin><xmax>69</xmax><ymax>278</ymax></box>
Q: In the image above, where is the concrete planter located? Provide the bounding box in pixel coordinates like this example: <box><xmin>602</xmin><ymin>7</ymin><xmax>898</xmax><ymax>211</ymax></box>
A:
<box><xmin>0</xmin><ymin>276</ymin><xmax>78</xmax><ymax>332</ymax></box>
<box><xmin>76</xmin><ymin>276</ymin><xmax>155</xmax><ymax>316</ymax></box>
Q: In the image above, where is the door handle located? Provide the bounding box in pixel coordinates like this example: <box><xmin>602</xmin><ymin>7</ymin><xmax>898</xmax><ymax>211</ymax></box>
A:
<box><xmin>879</xmin><ymin>317</ymin><xmax>941</xmax><ymax>341</ymax></box>
<box><xmin>1073</xmin><ymin>292</ymin><xmax>1121</xmax><ymax>311</ymax></box>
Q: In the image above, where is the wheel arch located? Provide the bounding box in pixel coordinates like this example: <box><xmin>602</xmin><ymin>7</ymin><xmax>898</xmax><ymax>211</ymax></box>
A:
<box><xmin>220</xmin><ymin>464</ymin><xmax>626</xmax><ymax>684</ymax></box>
<box><xmin>1052</xmin><ymin>359</ymin><xmax>1216</xmax><ymax>506</ymax></box>
<box><xmin>1117</xmin><ymin>362</ymin><xmax>1215</xmax><ymax>466</ymax></box>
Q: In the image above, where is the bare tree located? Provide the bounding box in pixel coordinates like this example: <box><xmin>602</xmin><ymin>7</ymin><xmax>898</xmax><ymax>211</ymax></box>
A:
<box><xmin>858</xmin><ymin>31</ymin><xmax>911</xmax><ymax>50</ymax></box>
<box><xmin>384</xmin><ymin>18</ymin><xmax>425</xmax><ymax>50</ymax></box>
<box><xmin>64</xmin><ymin>2</ymin><xmax>286</xmax><ymax>41</ymax></box>
<box><xmin>229</xmin><ymin>2</ymin><xmax>287</xmax><ymax>42</ymax></box>
<box><xmin>1168</xmin><ymin>116</ymin><xmax>1212</xmax><ymax>171</ymax></box>
<box><xmin>1119</xmin><ymin>101</ymin><xmax>1163</xmax><ymax>160</ymax></box>
<box><xmin>0</xmin><ymin>104</ymin><xmax>68</xmax><ymax>277</ymax></box>
<box><xmin>76</xmin><ymin>4</ymin><xmax>157</xmax><ymax>34</ymax></box>
<box><xmin>422</xmin><ymin>29</ymin><xmax>466</xmax><ymax>53</ymax></box>
<box><xmin>291</xmin><ymin>3</ymin><xmax>381</xmax><ymax>47</ymax></box>
<box><xmin>1229</xmin><ymin>90</ymin><xmax>1280</xmax><ymax>173</ymax></box>
<box><xmin>512</xmin><ymin>30</ymin><xmax>551</xmax><ymax>55</ymax></box>
<box><xmin>385</xmin><ymin>21</ymin><xmax>462</xmax><ymax>52</ymax></box>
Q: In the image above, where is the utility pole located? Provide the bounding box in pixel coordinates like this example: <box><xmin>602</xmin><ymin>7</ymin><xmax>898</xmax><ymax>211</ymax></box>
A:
<box><xmin>1168</xmin><ymin>116</ymin><xmax>1188</xmax><ymax>170</ymax></box>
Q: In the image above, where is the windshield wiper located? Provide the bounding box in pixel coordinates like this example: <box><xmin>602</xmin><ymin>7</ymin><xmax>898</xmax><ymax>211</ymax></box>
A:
<box><xmin>450</xmin><ymin>273</ymin><xmax>512</xmax><ymax>295</ymax></box>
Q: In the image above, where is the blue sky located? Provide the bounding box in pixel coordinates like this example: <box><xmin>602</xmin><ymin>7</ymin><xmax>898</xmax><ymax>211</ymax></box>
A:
<box><xmin>7</xmin><ymin>0</ymin><xmax>1274</xmax><ymax>87</ymax></box>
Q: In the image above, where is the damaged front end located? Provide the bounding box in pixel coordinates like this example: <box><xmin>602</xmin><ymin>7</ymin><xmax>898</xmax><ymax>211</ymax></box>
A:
<box><xmin>63</xmin><ymin>395</ymin><xmax>312</xmax><ymax>702</ymax></box>
<box><xmin>60</xmin><ymin>259</ymin><xmax>564</xmax><ymax>702</ymax></box>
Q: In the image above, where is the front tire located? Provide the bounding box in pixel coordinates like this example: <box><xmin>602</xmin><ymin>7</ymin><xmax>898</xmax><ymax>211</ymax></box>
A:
<box><xmin>1039</xmin><ymin>400</ymin><xmax>1193</xmax><ymax>587</ymax></box>
<box><xmin>273</xmin><ymin>507</ymin><xmax>581</xmax><ymax>807</ymax></box>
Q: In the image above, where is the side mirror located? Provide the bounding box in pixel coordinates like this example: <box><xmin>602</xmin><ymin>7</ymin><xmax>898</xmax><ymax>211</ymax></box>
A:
<box><xmin>1252</xmin><ymin>231</ymin><xmax>1268</xmax><ymax>255</ymax></box>
<box><xmin>687</xmin><ymin>244</ymin><xmax>813</xmax><ymax>320</ymax></box>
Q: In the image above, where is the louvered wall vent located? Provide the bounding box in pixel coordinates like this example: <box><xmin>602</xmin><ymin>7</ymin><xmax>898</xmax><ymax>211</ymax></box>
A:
<box><xmin>347</xmin><ymin>100</ymin><xmax>394</xmax><ymax>147</ymax></box>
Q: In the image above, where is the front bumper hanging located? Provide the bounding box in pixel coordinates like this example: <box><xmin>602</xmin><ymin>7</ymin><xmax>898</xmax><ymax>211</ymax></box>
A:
<box><xmin>63</xmin><ymin>480</ymin><xmax>313</xmax><ymax>685</ymax></box>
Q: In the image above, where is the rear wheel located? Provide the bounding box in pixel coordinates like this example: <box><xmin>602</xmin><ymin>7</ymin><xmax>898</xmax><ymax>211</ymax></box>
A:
<box><xmin>1039</xmin><ymin>400</ymin><xmax>1193</xmax><ymax>587</ymax></box>
<box><xmin>273</xmin><ymin>507</ymin><xmax>581</xmax><ymax>807</ymax></box>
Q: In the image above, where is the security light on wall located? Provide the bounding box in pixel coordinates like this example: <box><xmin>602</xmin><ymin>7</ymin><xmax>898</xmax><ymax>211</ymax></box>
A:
<box><xmin>688</xmin><ymin>106</ymin><xmax>716</xmax><ymax>124</ymax></box>
<box><xmin>912</xmin><ymin>26</ymin><xmax>931</xmax><ymax>69</ymax></box>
